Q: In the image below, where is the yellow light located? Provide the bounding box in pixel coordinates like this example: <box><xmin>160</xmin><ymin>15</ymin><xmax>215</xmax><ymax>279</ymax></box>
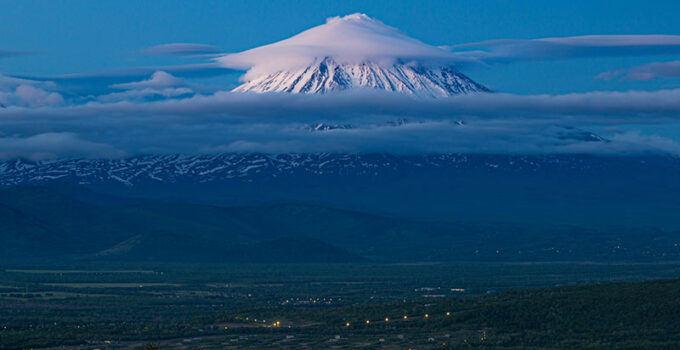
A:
<box><xmin>425</xmin><ymin>314</ymin><xmax>429</xmax><ymax>318</ymax></box>
<box><xmin>345</xmin><ymin>322</ymin><xmax>350</xmax><ymax>327</ymax></box>
<box><xmin>385</xmin><ymin>317</ymin><xmax>389</xmax><ymax>322</ymax></box>
<box><xmin>366</xmin><ymin>320</ymin><xmax>370</xmax><ymax>325</ymax></box>
<box><xmin>403</xmin><ymin>315</ymin><xmax>408</xmax><ymax>320</ymax></box>
<box><xmin>446</xmin><ymin>311</ymin><xmax>451</xmax><ymax>316</ymax></box>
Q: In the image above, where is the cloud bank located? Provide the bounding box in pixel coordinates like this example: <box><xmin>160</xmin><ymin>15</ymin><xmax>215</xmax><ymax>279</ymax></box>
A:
<box><xmin>2</xmin><ymin>87</ymin><xmax>680</xmax><ymax>160</ymax></box>
<box><xmin>0</xmin><ymin>133</ymin><xmax>123</xmax><ymax>160</ymax></box>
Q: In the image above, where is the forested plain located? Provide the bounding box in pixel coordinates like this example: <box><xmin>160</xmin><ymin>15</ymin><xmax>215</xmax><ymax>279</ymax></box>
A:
<box><xmin>2</xmin><ymin>263</ymin><xmax>680</xmax><ymax>349</ymax></box>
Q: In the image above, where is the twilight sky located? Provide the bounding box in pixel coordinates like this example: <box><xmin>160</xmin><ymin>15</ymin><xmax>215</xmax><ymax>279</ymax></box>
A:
<box><xmin>1</xmin><ymin>0</ymin><xmax>680</xmax><ymax>159</ymax></box>
<box><xmin>1</xmin><ymin>0</ymin><xmax>679</xmax><ymax>93</ymax></box>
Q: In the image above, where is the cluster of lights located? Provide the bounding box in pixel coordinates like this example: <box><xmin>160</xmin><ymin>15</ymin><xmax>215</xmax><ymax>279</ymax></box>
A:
<box><xmin>241</xmin><ymin>309</ymin><xmax>455</xmax><ymax>331</ymax></box>
<box><xmin>344</xmin><ymin>310</ymin><xmax>453</xmax><ymax>327</ymax></box>
<box><xmin>280</xmin><ymin>296</ymin><xmax>341</xmax><ymax>305</ymax></box>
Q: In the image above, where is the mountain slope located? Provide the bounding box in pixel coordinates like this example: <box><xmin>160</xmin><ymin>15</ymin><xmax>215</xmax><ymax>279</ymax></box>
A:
<box><xmin>1</xmin><ymin>154</ymin><xmax>679</xmax><ymax>228</ymax></box>
<box><xmin>0</xmin><ymin>186</ymin><xmax>369</xmax><ymax>263</ymax></box>
<box><xmin>2</xmin><ymin>185</ymin><xmax>680</xmax><ymax>264</ymax></box>
<box><xmin>221</xmin><ymin>13</ymin><xmax>488</xmax><ymax>97</ymax></box>
<box><xmin>232</xmin><ymin>57</ymin><xmax>488</xmax><ymax>97</ymax></box>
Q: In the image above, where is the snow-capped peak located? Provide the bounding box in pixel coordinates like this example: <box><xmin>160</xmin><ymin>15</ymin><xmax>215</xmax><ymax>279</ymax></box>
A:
<box><xmin>219</xmin><ymin>13</ymin><xmax>487</xmax><ymax>97</ymax></box>
<box><xmin>231</xmin><ymin>57</ymin><xmax>488</xmax><ymax>97</ymax></box>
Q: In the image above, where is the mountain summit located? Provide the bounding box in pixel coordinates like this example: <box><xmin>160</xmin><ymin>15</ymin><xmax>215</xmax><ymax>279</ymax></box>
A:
<box><xmin>220</xmin><ymin>14</ymin><xmax>488</xmax><ymax>97</ymax></box>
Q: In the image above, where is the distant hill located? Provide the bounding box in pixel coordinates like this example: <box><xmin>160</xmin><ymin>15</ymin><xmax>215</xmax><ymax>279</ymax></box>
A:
<box><xmin>2</xmin><ymin>154</ymin><xmax>679</xmax><ymax>230</ymax></box>
<box><xmin>1</xmin><ymin>184</ymin><xmax>680</xmax><ymax>264</ymax></box>
<box><xmin>0</xmin><ymin>185</ymin><xmax>367</xmax><ymax>263</ymax></box>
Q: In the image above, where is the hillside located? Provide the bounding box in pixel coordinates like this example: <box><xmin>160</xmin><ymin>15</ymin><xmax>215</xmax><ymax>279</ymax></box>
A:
<box><xmin>1</xmin><ymin>184</ymin><xmax>680</xmax><ymax>263</ymax></box>
<box><xmin>0</xmin><ymin>185</ymin><xmax>367</xmax><ymax>263</ymax></box>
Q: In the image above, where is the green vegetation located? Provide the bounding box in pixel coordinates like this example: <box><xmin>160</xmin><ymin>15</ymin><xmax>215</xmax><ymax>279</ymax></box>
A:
<box><xmin>1</xmin><ymin>184</ymin><xmax>680</xmax><ymax>348</ymax></box>
<box><xmin>41</xmin><ymin>283</ymin><xmax>179</xmax><ymax>288</ymax></box>
<box><xmin>1</xmin><ymin>263</ymin><xmax>680</xmax><ymax>349</ymax></box>
<box><xmin>5</xmin><ymin>269</ymin><xmax>155</xmax><ymax>274</ymax></box>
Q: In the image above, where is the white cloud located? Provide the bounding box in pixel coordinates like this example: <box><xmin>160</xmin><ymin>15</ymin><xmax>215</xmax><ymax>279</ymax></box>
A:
<box><xmin>99</xmin><ymin>71</ymin><xmax>194</xmax><ymax>103</ymax></box>
<box><xmin>14</xmin><ymin>85</ymin><xmax>64</xmax><ymax>107</ymax></box>
<box><xmin>218</xmin><ymin>13</ymin><xmax>462</xmax><ymax>80</ymax></box>
<box><xmin>0</xmin><ymin>74</ymin><xmax>56</xmax><ymax>92</ymax></box>
<box><xmin>96</xmin><ymin>87</ymin><xmax>194</xmax><ymax>103</ymax></box>
<box><xmin>0</xmin><ymin>74</ymin><xmax>64</xmax><ymax>108</ymax></box>
<box><xmin>0</xmin><ymin>84</ymin><xmax>64</xmax><ymax>108</ymax></box>
<box><xmin>0</xmin><ymin>133</ymin><xmax>123</xmax><ymax>160</ymax></box>
<box><xmin>450</xmin><ymin>35</ymin><xmax>680</xmax><ymax>65</ymax></box>
<box><xmin>111</xmin><ymin>71</ymin><xmax>185</xmax><ymax>90</ymax></box>
<box><xmin>5</xmin><ymin>87</ymin><xmax>680</xmax><ymax>124</ymax></box>
<box><xmin>1</xmin><ymin>88</ymin><xmax>680</xmax><ymax>157</ymax></box>
<box><xmin>597</xmin><ymin>60</ymin><xmax>680</xmax><ymax>81</ymax></box>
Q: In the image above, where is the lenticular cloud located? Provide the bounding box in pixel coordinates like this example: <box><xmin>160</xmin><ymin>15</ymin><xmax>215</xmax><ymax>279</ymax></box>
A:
<box><xmin>217</xmin><ymin>13</ymin><xmax>460</xmax><ymax>80</ymax></box>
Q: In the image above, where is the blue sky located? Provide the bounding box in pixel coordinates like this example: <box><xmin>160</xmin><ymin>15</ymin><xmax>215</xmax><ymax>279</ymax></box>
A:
<box><xmin>1</xmin><ymin>0</ymin><xmax>679</xmax><ymax>93</ymax></box>
<box><xmin>2</xmin><ymin>0</ymin><xmax>680</xmax><ymax>159</ymax></box>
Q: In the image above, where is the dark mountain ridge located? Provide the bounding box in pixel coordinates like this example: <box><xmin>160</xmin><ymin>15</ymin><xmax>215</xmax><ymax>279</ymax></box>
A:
<box><xmin>2</xmin><ymin>154</ymin><xmax>679</xmax><ymax>228</ymax></box>
<box><xmin>1</xmin><ymin>184</ymin><xmax>680</xmax><ymax>264</ymax></box>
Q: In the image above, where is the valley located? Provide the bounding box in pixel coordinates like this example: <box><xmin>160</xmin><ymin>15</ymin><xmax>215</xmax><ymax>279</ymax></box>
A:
<box><xmin>2</xmin><ymin>263</ymin><xmax>680</xmax><ymax>349</ymax></box>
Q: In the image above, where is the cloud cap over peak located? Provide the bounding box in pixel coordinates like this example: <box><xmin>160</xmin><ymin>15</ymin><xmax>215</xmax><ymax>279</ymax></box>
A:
<box><xmin>217</xmin><ymin>13</ymin><xmax>459</xmax><ymax>79</ymax></box>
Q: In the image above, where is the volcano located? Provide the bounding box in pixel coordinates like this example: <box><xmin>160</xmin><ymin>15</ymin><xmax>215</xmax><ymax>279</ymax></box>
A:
<box><xmin>220</xmin><ymin>13</ymin><xmax>488</xmax><ymax>97</ymax></box>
